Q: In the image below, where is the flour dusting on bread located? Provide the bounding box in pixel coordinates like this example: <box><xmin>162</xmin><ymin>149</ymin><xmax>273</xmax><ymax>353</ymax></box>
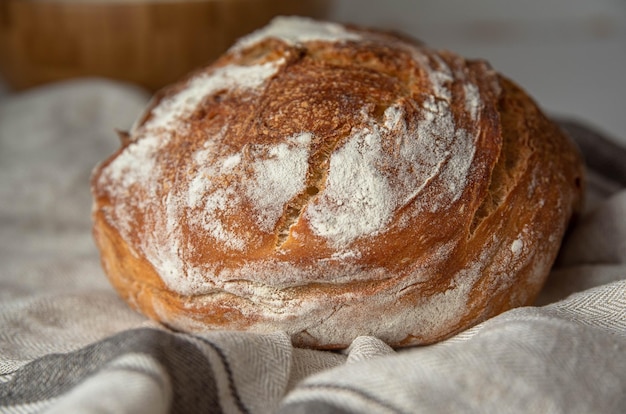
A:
<box><xmin>234</xmin><ymin>16</ymin><xmax>362</xmax><ymax>51</ymax></box>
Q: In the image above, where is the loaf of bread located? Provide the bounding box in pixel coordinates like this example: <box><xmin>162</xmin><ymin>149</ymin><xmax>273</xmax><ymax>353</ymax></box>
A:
<box><xmin>91</xmin><ymin>16</ymin><xmax>584</xmax><ymax>348</ymax></box>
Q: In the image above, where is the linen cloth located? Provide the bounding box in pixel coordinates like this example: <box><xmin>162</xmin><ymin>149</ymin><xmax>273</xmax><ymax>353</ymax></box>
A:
<box><xmin>0</xmin><ymin>80</ymin><xmax>624</xmax><ymax>414</ymax></box>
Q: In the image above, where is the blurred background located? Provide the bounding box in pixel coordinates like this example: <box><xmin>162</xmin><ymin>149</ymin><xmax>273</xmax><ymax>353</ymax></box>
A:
<box><xmin>1</xmin><ymin>0</ymin><xmax>625</xmax><ymax>144</ymax></box>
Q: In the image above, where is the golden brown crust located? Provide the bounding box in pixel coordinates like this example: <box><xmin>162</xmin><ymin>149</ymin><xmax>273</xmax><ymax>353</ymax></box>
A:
<box><xmin>91</xmin><ymin>17</ymin><xmax>584</xmax><ymax>349</ymax></box>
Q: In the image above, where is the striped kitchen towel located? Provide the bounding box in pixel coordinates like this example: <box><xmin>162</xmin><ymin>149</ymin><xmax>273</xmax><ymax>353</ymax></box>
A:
<box><xmin>0</xmin><ymin>80</ymin><xmax>624</xmax><ymax>414</ymax></box>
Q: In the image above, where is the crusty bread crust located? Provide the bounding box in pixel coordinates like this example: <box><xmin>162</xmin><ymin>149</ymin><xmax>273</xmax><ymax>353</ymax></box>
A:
<box><xmin>91</xmin><ymin>17</ymin><xmax>584</xmax><ymax>348</ymax></box>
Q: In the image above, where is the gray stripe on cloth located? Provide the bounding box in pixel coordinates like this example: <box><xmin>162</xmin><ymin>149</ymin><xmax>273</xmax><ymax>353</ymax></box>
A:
<box><xmin>0</xmin><ymin>328</ymin><xmax>223</xmax><ymax>413</ymax></box>
<box><xmin>557</xmin><ymin>119</ymin><xmax>626</xmax><ymax>186</ymax></box>
<box><xmin>193</xmin><ymin>336</ymin><xmax>251</xmax><ymax>414</ymax></box>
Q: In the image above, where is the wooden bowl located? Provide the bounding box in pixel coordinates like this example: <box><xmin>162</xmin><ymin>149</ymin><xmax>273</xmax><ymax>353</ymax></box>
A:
<box><xmin>0</xmin><ymin>0</ymin><xmax>330</xmax><ymax>92</ymax></box>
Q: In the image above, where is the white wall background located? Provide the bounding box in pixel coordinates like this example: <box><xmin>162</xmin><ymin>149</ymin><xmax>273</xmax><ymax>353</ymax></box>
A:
<box><xmin>330</xmin><ymin>0</ymin><xmax>626</xmax><ymax>145</ymax></box>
